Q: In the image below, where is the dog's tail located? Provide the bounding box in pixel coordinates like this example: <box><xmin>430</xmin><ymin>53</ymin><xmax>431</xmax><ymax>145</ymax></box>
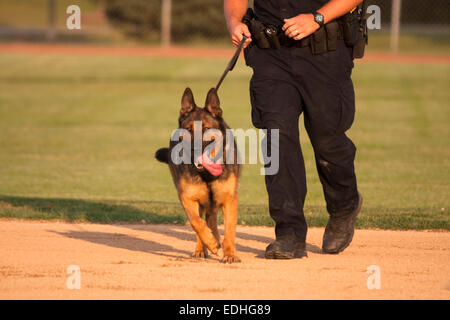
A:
<box><xmin>155</xmin><ymin>148</ymin><xmax>169</xmax><ymax>164</ymax></box>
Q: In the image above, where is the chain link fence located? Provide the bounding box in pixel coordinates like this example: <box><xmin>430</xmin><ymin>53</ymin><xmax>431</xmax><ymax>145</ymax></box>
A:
<box><xmin>367</xmin><ymin>0</ymin><xmax>450</xmax><ymax>53</ymax></box>
<box><xmin>0</xmin><ymin>0</ymin><xmax>449</xmax><ymax>54</ymax></box>
<box><xmin>371</xmin><ymin>0</ymin><xmax>450</xmax><ymax>35</ymax></box>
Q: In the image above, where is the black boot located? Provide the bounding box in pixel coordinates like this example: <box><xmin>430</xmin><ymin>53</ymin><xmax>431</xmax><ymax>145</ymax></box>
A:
<box><xmin>322</xmin><ymin>193</ymin><xmax>363</xmax><ymax>254</ymax></box>
<box><xmin>265</xmin><ymin>234</ymin><xmax>307</xmax><ymax>259</ymax></box>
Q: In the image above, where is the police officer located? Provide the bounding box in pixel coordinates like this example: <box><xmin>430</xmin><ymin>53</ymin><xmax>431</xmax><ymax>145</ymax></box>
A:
<box><xmin>224</xmin><ymin>0</ymin><xmax>364</xmax><ymax>258</ymax></box>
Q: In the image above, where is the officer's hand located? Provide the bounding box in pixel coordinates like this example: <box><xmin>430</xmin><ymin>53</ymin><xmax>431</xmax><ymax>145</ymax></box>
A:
<box><xmin>282</xmin><ymin>14</ymin><xmax>320</xmax><ymax>41</ymax></box>
<box><xmin>230</xmin><ymin>22</ymin><xmax>252</xmax><ymax>48</ymax></box>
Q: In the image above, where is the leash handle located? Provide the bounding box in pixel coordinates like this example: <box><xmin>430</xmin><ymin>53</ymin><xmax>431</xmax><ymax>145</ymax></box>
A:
<box><xmin>215</xmin><ymin>35</ymin><xmax>247</xmax><ymax>92</ymax></box>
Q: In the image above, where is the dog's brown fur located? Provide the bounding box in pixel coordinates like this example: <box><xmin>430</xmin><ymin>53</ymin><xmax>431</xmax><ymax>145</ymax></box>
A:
<box><xmin>155</xmin><ymin>88</ymin><xmax>241</xmax><ymax>263</ymax></box>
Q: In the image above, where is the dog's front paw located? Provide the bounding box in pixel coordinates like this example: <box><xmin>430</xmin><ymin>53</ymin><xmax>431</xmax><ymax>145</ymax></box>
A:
<box><xmin>205</xmin><ymin>240</ymin><xmax>219</xmax><ymax>255</ymax></box>
<box><xmin>221</xmin><ymin>255</ymin><xmax>241</xmax><ymax>264</ymax></box>
<box><xmin>192</xmin><ymin>249</ymin><xmax>208</xmax><ymax>259</ymax></box>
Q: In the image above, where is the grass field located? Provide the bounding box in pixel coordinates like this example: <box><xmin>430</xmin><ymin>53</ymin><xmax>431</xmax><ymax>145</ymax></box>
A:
<box><xmin>0</xmin><ymin>52</ymin><xmax>449</xmax><ymax>229</ymax></box>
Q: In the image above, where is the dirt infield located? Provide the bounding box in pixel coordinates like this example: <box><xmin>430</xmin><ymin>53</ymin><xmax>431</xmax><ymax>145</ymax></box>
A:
<box><xmin>0</xmin><ymin>42</ymin><xmax>449</xmax><ymax>64</ymax></box>
<box><xmin>0</xmin><ymin>220</ymin><xmax>448</xmax><ymax>300</ymax></box>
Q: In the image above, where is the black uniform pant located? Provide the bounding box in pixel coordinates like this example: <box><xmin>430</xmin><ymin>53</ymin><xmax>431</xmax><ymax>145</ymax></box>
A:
<box><xmin>245</xmin><ymin>40</ymin><xmax>359</xmax><ymax>241</ymax></box>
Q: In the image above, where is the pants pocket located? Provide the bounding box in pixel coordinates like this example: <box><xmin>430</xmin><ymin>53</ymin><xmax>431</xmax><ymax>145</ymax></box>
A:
<box><xmin>336</xmin><ymin>78</ymin><xmax>355</xmax><ymax>134</ymax></box>
<box><xmin>244</xmin><ymin>43</ymin><xmax>256</xmax><ymax>67</ymax></box>
<box><xmin>249</xmin><ymin>77</ymin><xmax>264</xmax><ymax>128</ymax></box>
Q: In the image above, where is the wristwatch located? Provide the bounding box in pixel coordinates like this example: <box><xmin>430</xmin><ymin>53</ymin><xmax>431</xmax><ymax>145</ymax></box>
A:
<box><xmin>313</xmin><ymin>12</ymin><xmax>325</xmax><ymax>27</ymax></box>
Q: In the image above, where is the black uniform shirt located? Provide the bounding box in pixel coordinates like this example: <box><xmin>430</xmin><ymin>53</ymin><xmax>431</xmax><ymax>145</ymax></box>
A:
<box><xmin>254</xmin><ymin>0</ymin><xmax>329</xmax><ymax>28</ymax></box>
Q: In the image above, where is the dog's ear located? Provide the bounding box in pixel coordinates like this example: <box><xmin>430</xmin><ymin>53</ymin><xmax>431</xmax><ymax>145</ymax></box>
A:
<box><xmin>204</xmin><ymin>88</ymin><xmax>222</xmax><ymax>118</ymax></box>
<box><xmin>180</xmin><ymin>87</ymin><xmax>196</xmax><ymax>116</ymax></box>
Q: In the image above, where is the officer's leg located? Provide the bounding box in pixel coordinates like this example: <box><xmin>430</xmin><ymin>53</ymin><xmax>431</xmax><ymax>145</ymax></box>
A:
<box><xmin>250</xmin><ymin>77</ymin><xmax>307</xmax><ymax>242</ymax></box>
<box><xmin>295</xmin><ymin>43</ymin><xmax>361</xmax><ymax>254</ymax></box>
<box><xmin>298</xmin><ymin>46</ymin><xmax>359</xmax><ymax>218</ymax></box>
<box><xmin>305</xmin><ymin>101</ymin><xmax>359</xmax><ymax>217</ymax></box>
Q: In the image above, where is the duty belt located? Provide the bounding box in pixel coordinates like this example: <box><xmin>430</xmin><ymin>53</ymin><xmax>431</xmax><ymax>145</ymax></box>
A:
<box><xmin>242</xmin><ymin>7</ymin><xmax>367</xmax><ymax>58</ymax></box>
<box><xmin>277</xmin><ymin>21</ymin><xmax>345</xmax><ymax>49</ymax></box>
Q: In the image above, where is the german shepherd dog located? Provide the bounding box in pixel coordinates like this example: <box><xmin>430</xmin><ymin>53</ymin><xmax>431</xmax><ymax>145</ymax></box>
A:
<box><xmin>155</xmin><ymin>87</ymin><xmax>241</xmax><ymax>263</ymax></box>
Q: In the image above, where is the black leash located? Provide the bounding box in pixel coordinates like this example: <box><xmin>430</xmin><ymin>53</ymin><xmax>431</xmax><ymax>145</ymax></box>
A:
<box><xmin>215</xmin><ymin>36</ymin><xmax>247</xmax><ymax>92</ymax></box>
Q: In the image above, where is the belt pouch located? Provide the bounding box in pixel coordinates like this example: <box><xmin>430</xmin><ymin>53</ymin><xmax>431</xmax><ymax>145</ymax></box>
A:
<box><xmin>265</xmin><ymin>26</ymin><xmax>281</xmax><ymax>49</ymax></box>
<box><xmin>325</xmin><ymin>21</ymin><xmax>338</xmax><ymax>51</ymax></box>
<box><xmin>250</xmin><ymin>20</ymin><xmax>271</xmax><ymax>49</ymax></box>
<box><xmin>311</xmin><ymin>26</ymin><xmax>327</xmax><ymax>55</ymax></box>
<box><xmin>342</xmin><ymin>13</ymin><xmax>358</xmax><ymax>46</ymax></box>
<box><xmin>352</xmin><ymin>20</ymin><xmax>367</xmax><ymax>59</ymax></box>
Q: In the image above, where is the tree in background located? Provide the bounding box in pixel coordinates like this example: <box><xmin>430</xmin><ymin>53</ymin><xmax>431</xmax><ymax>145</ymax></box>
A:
<box><xmin>104</xmin><ymin>0</ymin><xmax>228</xmax><ymax>43</ymax></box>
<box><xmin>104</xmin><ymin>0</ymin><xmax>161</xmax><ymax>40</ymax></box>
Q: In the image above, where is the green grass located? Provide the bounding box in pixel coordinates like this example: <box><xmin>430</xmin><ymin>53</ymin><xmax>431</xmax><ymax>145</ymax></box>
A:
<box><xmin>0</xmin><ymin>53</ymin><xmax>449</xmax><ymax>230</ymax></box>
<box><xmin>367</xmin><ymin>33</ymin><xmax>450</xmax><ymax>55</ymax></box>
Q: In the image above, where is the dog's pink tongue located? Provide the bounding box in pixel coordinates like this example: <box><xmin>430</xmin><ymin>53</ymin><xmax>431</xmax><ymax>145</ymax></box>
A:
<box><xmin>198</xmin><ymin>153</ymin><xmax>222</xmax><ymax>176</ymax></box>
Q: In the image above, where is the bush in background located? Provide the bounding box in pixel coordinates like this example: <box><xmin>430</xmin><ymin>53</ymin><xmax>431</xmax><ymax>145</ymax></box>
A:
<box><xmin>104</xmin><ymin>0</ymin><xmax>229</xmax><ymax>42</ymax></box>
